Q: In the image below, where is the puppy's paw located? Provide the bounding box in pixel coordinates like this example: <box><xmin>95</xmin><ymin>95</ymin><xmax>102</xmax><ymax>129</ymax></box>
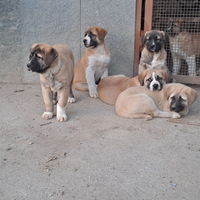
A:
<box><xmin>42</xmin><ymin>112</ymin><xmax>53</xmax><ymax>120</ymax></box>
<box><xmin>68</xmin><ymin>97</ymin><xmax>76</xmax><ymax>103</ymax></box>
<box><xmin>145</xmin><ymin>115</ymin><xmax>153</xmax><ymax>121</ymax></box>
<box><xmin>172</xmin><ymin>112</ymin><xmax>181</xmax><ymax>119</ymax></box>
<box><xmin>89</xmin><ymin>92</ymin><xmax>98</xmax><ymax>98</ymax></box>
<box><xmin>57</xmin><ymin>114</ymin><xmax>67</xmax><ymax>122</ymax></box>
<box><xmin>57</xmin><ymin>104</ymin><xmax>67</xmax><ymax>122</ymax></box>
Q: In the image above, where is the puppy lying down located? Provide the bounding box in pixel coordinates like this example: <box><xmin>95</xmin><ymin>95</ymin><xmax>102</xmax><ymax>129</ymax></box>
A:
<box><xmin>115</xmin><ymin>83</ymin><xmax>198</xmax><ymax>120</ymax></box>
<box><xmin>98</xmin><ymin>69</ymin><xmax>169</xmax><ymax>105</ymax></box>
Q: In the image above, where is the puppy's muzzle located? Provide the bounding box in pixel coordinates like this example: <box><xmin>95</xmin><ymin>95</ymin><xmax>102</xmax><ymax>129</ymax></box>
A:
<box><xmin>83</xmin><ymin>39</ymin><xmax>87</xmax><ymax>45</ymax></box>
<box><xmin>150</xmin><ymin>44</ymin><xmax>156</xmax><ymax>51</ymax></box>
<box><xmin>27</xmin><ymin>62</ymin><xmax>31</xmax><ymax>71</ymax></box>
<box><xmin>153</xmin><ymin>83</ymin><xmax>158</xmax><ymax>90</ymax></box>
<box><xmin>170</xmin><ymin>103</ymin><xmax>184</xmax><ymax>113</ymax></box>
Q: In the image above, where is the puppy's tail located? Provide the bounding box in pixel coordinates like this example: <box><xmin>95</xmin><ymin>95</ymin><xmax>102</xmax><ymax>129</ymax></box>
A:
<box><xmin>73</xmin><ymin>81</ymin><xmax>88</xmax><ymax>91</ymax></box>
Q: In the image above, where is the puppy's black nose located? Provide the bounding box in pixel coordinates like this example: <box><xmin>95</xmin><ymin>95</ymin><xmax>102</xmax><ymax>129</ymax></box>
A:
<box><xmin>151</xmin><ymin>44</ymin><xmax>155</xmax><ymax>49</ymax></box>
<box><xmin>27</xmin><ymin>62</ymin><xmax>31</xmax><ymax>68</ymax></box>
<box><xmin>83</xmin><ymin>39</ymin><xmax>87</xmax><ymax>44</ymax></box>
<box><xmin>153</xmin><ymin>84</ymin><xmax>158</xmax><ymax>89</ymax></box>
<box><xmin>171</xmin><ymin>106</ymin><xmax>176</xmax><ymax>111</ymax></box>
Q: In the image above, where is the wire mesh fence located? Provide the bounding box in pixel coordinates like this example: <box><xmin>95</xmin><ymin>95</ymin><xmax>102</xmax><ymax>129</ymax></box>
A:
<box><xmin>152</xmin><ymin>0</ymin><xmax>200</xmax><ymax>76</ymax></box>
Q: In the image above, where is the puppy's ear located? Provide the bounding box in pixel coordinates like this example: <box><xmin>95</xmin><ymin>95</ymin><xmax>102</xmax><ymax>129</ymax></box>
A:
<box><xmin>161</xmin><ymin>71</ymin><xmax>170</xmax><ymax>83</ymax></box>
<box><xmin>138</xmin><ymin>70</ymin><xmax>147</xmax><ymax>86</ymax></box>
<box><xmin>30</xmin><ymin>43</ymin><xmax>40</xmax><ymax>52</ymax></box>
<box><xmin>185</xmin><ymin>88</ymin><xmax>198</xmax><ymax>105</ymax></box>
<box><xmin>141</xmin><ymin>32</ymin><xmax>148</xmax><ymax>47</ymax></box>
<box><xmin>84</xmin><ymin>26</ymin><xmax>91</xmax><ymax>36</ymax></box>
<box><xmin>166</xmin><ymin>85</ymin><xmax>175</xmax><ymax>100</ymax></box>
<box><xmin>161</xmin><ymin>31</ymin><xmax>169</xmax><ymax>45</ymax></box>
<box><xmin>44</xmin><ymin>47</ymin><xmax>58</xmax><ymax>66</ymax></box>
<box><xmin>96</xmin><ymin>27</ymin><xmax>107</xmax><ymax>40</ymax></box>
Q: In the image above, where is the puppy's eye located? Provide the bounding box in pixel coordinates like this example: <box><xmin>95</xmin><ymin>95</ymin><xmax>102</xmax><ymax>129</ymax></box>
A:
<box><xmin>157</xmin><ymin>76</ymin><xmax>163</xmax><ymax>80</ymax></box>
<box><xmin>90</xmin><ymin>32</ymin><xmax>96</xmax><ymax>37</ymax></box>
<box><xmin>36</xmin><ymin>54</ymin><xmax>43</xmax><ymax>59</ymax></box>
<box><xmin>179</xmin><ymin>96</ymin><xmax>185</xmax><ymax>101</ymax></box>
<box><xmin>147</xmin><ymin>77</ymin><xmax>152</xmax><ymax>82</ymax></box>
<box><xmin>157</xmin><ymin>39</ymin><xmax>161</xmax><ymax>42</ymax></box>
<box><xmin>171</xmin><ymin>96</ymin><xmax>176</xmax><ymax>100</ymax></box>
<box><xmin>89</xmin><ymin>31</ymin><xmax>95</xmax><ymax>36</ymax></box>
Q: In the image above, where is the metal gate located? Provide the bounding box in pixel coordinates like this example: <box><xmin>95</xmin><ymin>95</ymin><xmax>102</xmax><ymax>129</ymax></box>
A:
<box><xmin>134</xmin><ymin>0</ymin><xmax>200</xmax><ymax>84</ymax></box>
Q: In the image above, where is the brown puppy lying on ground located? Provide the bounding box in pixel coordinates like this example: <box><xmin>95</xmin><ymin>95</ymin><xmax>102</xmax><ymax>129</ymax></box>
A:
<box><xmin>27</xmin><ymin>43</ymin><xmax>75</xmax><ymax>122</ymax></box>
<box><xmin>115</xmin><ymin>83</ymin><xmax>198</xmax><ymax>120</ymax></box>
<box><xmin>98</xmin><ymin>69</ymin><xmax>169</xmax><ymax>105</ymax></box>
<box><xmin>73</xmin><ymin>26</ymin><xmax>110</xmax><ymax>98</ymax></box>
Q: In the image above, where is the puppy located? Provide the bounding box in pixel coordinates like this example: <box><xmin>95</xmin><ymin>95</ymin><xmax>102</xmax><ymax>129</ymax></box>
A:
<box><xmin>98</xmin><ymin>69</ymin><xmax>170</xmax><ymax>105</ymax></box>
<box><xmin>73</xmin><ymin>26</ymin><xmax>111</xmax><ymax>98</ymax></box>
<box><xmin>115</xmin><ymin>83</ymin><xmax>198</xmax><ymax>120</ymax></box>
<box><xmin>27</xmin><ymin>43</ymin><xmax>75</xmax><ymax>122</ymax></box>
<box><xmin>139</xmin><ymin>30</ymin><xmax>169</xmax><ymax>74</ymax></box>
<box><xmin>166</xmin><ymin>18</ymin><xmax>200</xmax><ymax>76</ymax></box>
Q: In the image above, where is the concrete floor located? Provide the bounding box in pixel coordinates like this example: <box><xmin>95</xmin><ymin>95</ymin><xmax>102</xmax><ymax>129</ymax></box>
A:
<box><xmin>0</xmin><ymin>83</ymin><xmax>200</xmax><ymax>200</ymax></box>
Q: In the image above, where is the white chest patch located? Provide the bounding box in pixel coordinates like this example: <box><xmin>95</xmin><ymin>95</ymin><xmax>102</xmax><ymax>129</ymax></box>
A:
<box><xmin>88</xmin><ymin>54</ymin><xmax>110</xmax><ymax>67</ymax></box>
<box><xmin>87</xmin><ymin>45</ymin><xmax>110</xmax><ymax>79</ymax></box>
<box><xmin>150</xmin><ymin>52</ymin><xmax>165</xmax><ymax>68</ymax></box>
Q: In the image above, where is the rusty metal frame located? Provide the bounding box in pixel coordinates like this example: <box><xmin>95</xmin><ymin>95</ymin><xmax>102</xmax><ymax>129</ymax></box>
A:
<box><xmin>143</xmin><ymin>0</ymin><xmax>153</xmax><ymax>34</ymax></box>
<box><xmin>133</xmin><ymin>0</ymin><xmax>142</xmax><ymax>76</ymax></box>
<box><xmin>134</xmin><ymin>0</ymin><xmax>153</xmax><ymax>76</ymax></box>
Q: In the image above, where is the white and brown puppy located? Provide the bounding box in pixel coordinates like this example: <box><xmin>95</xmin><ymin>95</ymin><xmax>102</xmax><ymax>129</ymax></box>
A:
<box><xmin>98</xmin><ymin>69</ymin><xmax>170</xmax><ymax>105</ymax></box>
<box><xmin>166</xmin><ymin>18</ymin><xmax>200</xmax><ymax>76</ymax></box>
<box><xmin>73</xmin><ymin>26</ymin><xmax>110</xmax><ymax>98</ymax></box>
<box><xmin>139</xmin><ymin>30</ymin><xmax>169</xmax><ymax>74</ymax></box>
<box><xmin>27</xmin><ymin>43</ymin><xmax>75</xmax><ymax>122</ymax></box>
<box><xmin>115</xmin><ymin>83</ymin><xmax>198</xmax><ymax>120</ymax></box>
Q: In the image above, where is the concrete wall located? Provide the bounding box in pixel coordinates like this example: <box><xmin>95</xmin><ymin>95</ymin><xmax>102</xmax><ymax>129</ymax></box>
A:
<box><xmin>0</xmin><ymin>0</ymin><xmax>22</xmax><ymax>82</ymax></box>
<box><xmin>0</xmin><ymin>0</ymin><xmax>136</xmax><ymax>83</ymax></box>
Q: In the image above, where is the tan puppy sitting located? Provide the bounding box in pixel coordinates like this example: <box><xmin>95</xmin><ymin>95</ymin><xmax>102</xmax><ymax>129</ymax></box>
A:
<box><xmin>73</xmin><ymin>26</ymin><xmax>111</xmax><ymax>98</ymax></box>
<box><xmin>115</xmin><ymin>83</ymin><xmax>198</xmax><ymax>120</ymax></box>
<box><xmin>27</xmin><ymin>43</ymin><xmax>75</xmax><ymax>122</ymax></box>
<box><xmin>98</xmin><ymin>69</ymin><xmax>170</xmax><ymax>105</ymax></box>
<box><xmin>139</xmin><ymin>30</ymin><xmax>169</xmax><ymax>74</ymax></box>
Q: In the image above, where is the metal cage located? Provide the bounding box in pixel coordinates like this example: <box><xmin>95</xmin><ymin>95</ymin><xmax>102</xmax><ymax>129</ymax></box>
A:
<box><xmin>134</xmin><ymin>0</ymin><xmax>200</xmax><ymax>84</ymax></box>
